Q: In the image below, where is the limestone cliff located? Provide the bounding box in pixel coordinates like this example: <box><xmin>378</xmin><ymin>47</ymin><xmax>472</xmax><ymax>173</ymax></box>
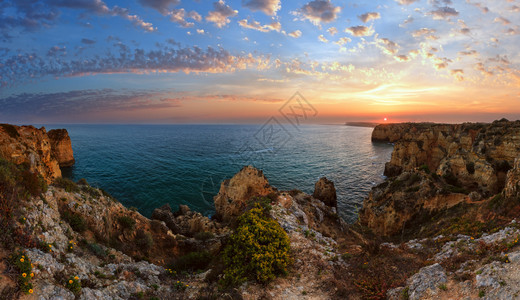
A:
<box><xmin>48</xmin><ymin>129</ymin><xmax>75</xmax><ymax>167</ymax></box>
<box><xmin>0</xmin><ymin>124</ymin><xmax>74</xmax><ymax>183</ymax></box>
<box><xmin>361</xmin><ymin>119</ymin><xmax>520</xmax><ymax>236</ymax></box>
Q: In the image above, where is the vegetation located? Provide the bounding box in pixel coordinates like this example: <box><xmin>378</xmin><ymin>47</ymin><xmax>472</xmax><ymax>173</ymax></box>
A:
<box><xmin>221</xmin><ymin>203</ymin><xmax>291</xmax><ymax>286</ymax></box>
<box><xmin>135</xmin><ymin>229</ymin><xmax>153</xmax><ymax>251</ymax></box>
<box><xmin>65</xmin><ymin>276</ymin><xmax>82</xmax><ymax>295</ymax></box>
<box><xmin>170</xmin><ymin>251</ymin><xmax>212</xmax><ymax>272</ymax></box>
<box><xmin>194</xmin><ymin>231</ymin><xmax>214</xmax><ymax>241</ymax></box>
<box><xmin>10</xmin><ymin>251</ymin><xmax>34</xmax><ymax>294</ymax></box>
<box><xmin>61</xmin><ymin>211</ymin><xmax>87</xmax><ymax>232</ymax></box>
<box><xmin>53</xmin><ymin>177</ymin><xmax>79</xmax><ymax>193</ymax></box>
<box><xmin>118</xmin><ymin>215</ymin><xmax>136</xmax><ymax>230</ymax></box>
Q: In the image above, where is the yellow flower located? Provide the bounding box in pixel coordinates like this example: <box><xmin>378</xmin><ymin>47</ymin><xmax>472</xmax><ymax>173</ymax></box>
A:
<box><xmin>23</xmin><ymin>217</ymin><xmax>26</xmax><ymax>220</ymax></box>
<box><xmin>30</xmin><ymin>273</ymin><xmax>34</xmax><ymax>277</ymax></box>
<box><xmin>22</xmin><ymin>273</ymin><xmax>27</xmax><ymax>278</ymax></box>
<box><xmin>20</xmin><ymin>258</ymin><xmax>24</xmax><ymax>262</ymax></box>
<box><xmin>69</xmin><ymin>280</ymin><xmax>73</xmax><ymax>284</ymax></box>
<box><xmin>74</xmin><ymin>276</ymin><xmax>79</xmax><ymax>280</ymax></box>
<box><xmin>48</xmin><ymin>244</ymin><xmax>52</xmax><ymax>248</ymax></box>
<box><xmin>29</xmin><ymin>289</ymin><xmax>33</xmax><ymax>294</ymax></box>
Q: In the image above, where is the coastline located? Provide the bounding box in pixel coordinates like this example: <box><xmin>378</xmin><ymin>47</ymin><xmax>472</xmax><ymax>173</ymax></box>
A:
<box><xmin>1</xmin><ymin>121</ymin><xmax>520</xmax><ymax>299</ymax></box>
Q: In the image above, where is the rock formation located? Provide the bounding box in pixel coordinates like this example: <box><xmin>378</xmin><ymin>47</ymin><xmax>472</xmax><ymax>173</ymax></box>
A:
<box><xmin>213</xmin><ymin>165</ymin><xmax>276</xmax><ymax>222</ymax></box>
<box><xmin>313</xmin><ymin>177</ymin><xmax>337</xmax><ymax>207</ymax></box>
<box><xmin>361</xmin><ymin>119</ymin><xmax>520</xmax><ymax>236</ymax></box>
<box><xmin>48</xmin><ymin>129</ymin><xmax>75</xmax><ymax>167</ymax></box>
<box><xmin>0</xmin><ymin>124</ymin><xmax>70</xmax><ymax>183</ymax></box>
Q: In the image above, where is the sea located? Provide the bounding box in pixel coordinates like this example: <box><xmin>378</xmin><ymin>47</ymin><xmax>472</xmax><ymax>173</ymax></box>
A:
<box><xmin>43</xmin><ymin>124</ymin><xmax>393</xmax><ymax>223</ymax></box>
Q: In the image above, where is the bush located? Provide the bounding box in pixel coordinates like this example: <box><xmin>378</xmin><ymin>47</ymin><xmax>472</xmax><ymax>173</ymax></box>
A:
<box><xmin>9</xmin><ymin>251</ymin><xmax>34</xmax><ymax>294</ymax></box>
<box><xmin>418</xmin><ymin>164</ymin><xmax>430</xmax><ymax>174</ymax></box>
<box><xmin>66</xmin><ymin>276</ymin><xmax>81</xmax><ymax>295</ymax></box>
<box><xmin>194</xmin><ymin>231</ymin><xmax>214</xmax><ymax>241</ymax></box>
<box><xmin>22</xmin><ymin>170</ymin><xmax>47</xmax><ymax>197</ymax></box>
<box><xmin>170</xmin><ymin>251</ymin><xmax>212</xmax><ymax>272</ymax></box>
<box><xmin>53</xmin><ymin>177</ymin><xmax>79</xmax><ymax>193</ymax></box>
<box><xmin>87</xmin><ymin>243</ymin><xmax>107</xmax><ymax>258</ymax></box>
<box><xmin>135</xmin><ymin>229</ymin><xmax>153</xmax><ymax>251</ymax></box>
<box><xmin>117</xmin><ymin>216</ymin><xmax>136</xmax><ymax>230</ymax></box>
<box><xmin>61</xmin><ymin>211</ymin><xmax>87</xmax><ymax>232</ymax></box>
<box><xmin>221</xmin><ymin>203</ymin><xmax>291</xmax><ymax>286</ymax></box>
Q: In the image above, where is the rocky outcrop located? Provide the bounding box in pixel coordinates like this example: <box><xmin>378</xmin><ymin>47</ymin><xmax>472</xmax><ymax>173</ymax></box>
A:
<box><xmin>0</xmin><ymin>124</ymin><xmax>65</xmax><ymax>183</ymax></box>
<box><xmin>213</xmin><ymin>165</ymin><xmax>276</xmax><ymax>222</ymax></box>
<box><xmin>504</xmin><ymin>158</ymin><xmax>520</xmax><ymax>200</ymax></box>
<box><xmin>313</xmin><ymin>177</ymin><xmax>337</xmax><ymax>207</ymax></box>
<box><xmin>48</xmin><ymin>129</ymin><xmax>75</xmax><ymax>167</ymax></box>
<box><xmin>372</xmin><ymin>120</ymin><xmax>520</xmax><ymax>194</ymax></box>
<box><xmin>362</xmin><ymin>120</ymin><xmax>520</xmax><ymax>236</ymax></box>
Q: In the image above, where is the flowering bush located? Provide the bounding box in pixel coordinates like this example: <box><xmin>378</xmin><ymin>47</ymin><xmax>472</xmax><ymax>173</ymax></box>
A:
<box><xmin>66</xmin><ymin>276</ymin><xmax>81</xmax><ymax>295</ymax></box>
<box><xmin>221</xmin><ymin>203</ymin><xmax>291</xmax><ymax>286</ymax></box>
<box><xmin>10</xmin><ymin>252</ymin><xmax>34</xmax><ymax>294</ymax></box>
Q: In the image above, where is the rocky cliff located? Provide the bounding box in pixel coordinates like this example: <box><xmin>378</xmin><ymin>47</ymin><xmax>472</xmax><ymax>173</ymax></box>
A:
<box><xmin>361</xmin><ymin>119</ymin><xmax>520</xmax><ymax>236</ymax></box>
<box><xmin>0</xmin><ymin>124</ymin><xmax>75</xmax><ymax>183</ymax></box>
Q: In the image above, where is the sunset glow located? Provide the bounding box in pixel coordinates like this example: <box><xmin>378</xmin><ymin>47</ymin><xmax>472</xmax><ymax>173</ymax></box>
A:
<box><xmin>1</xmin><ymin>0</ymin><xmax>519</xmax><ymax>123</ymax></box>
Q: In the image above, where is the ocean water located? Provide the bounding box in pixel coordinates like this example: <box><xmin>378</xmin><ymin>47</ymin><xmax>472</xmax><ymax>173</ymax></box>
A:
<box><xmin>45</xmin><ymin>124</ymin><xmax>393</xmax><ymax>223</ymax></box>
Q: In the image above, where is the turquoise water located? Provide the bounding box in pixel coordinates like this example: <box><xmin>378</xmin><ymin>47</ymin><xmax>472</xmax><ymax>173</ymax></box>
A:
<box><xmin>46</xmin><ymin>124</ymin><xmax>393</xmax><ymax>223</ymax></box>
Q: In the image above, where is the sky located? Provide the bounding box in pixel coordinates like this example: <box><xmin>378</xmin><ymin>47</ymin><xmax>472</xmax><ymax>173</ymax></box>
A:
<box><xmin>0</xmin><ymin>0</ymin><xmax>519</xmax><ymax>124</ymax></box>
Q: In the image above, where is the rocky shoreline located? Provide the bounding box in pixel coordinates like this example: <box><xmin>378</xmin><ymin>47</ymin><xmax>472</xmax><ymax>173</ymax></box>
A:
<box><xmin>1</xmin><ymin>121</ymin><xmax>520</xmax><ymax>299</ymax></box>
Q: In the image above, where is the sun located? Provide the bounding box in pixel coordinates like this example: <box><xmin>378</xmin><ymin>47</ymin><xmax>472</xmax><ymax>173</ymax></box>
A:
<box><xmin>384</xmin><ymin>117</ymin><xmax>388</xmax><ymax>122</ymax></box>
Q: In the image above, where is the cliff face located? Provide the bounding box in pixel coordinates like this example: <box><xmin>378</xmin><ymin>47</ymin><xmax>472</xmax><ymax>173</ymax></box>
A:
<box><xmin>0</xmin><ymin>124</ymin><xmax>75</xmax><ymax>183</ymax></box>
<box><xmin>48</xmin><ymin>129</ymin><xmax>75</xmax><ymax>167</ymax></box>
<box><xmin>361</xmin><ymin>120</ymin><xmax>520</xmax><ymax>236</ymax></box>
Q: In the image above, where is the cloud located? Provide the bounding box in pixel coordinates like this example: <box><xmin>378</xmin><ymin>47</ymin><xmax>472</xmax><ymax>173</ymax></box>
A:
<box><xmin>359</xmin><ymin>12</ymin><xmax>381</xmax><ymax>23</ymax></box>
<box><xmin>345</xmin><ymin>25</ymin><xmax>374</xmax><ymax>37</ymax></box>
<box><xmin>430</xmin><ymin>6</ymin><xmax>459</xmax><ymax>20</ymax></box>
<box><xmin>318</xmin><ymin>34</ymin><xmax>329</xmax><ymax>43</ymax></box>
<box><xmin>334</xmin><ymin>37</ymin><xmax>351</xmax><ymax>45</ymax></box>
<box><xmin>206</xmin><ymin>0</ymin><xmax>238</xmax><ymax>28</ymax></box>
<box><xmin>168</xmin><ymin>8</ymin><xmax>201</xmax><ymax>27</ymax></box>
<box><xmin>494</xmin><ymin>17</ymin><xmax>511</xmax><ymax>25</ymax></box>
<box><xmin>298</xmin><ymin>0</ymin><xmax>341</xmax><ymax>26</ymax></box>
<box><xmin>137</xmin><ymin>0</ymin><xmax>180</xmax><ymax>14</ymax></box>
<box><xmin>238</xmin><ymin>18</ymin><xmax>281</xmax><ymax>32</ymax></box>
<box><xmin>327</xmin><ymin>27</ymin><xmax>338</xmax><ymax>35</ymax></box>
<box><xmin>376</xmin><ymin>37</ymin><xmax>400</xmax><ymax>55</ymax></box>
<box><xmin>81</xmin><ymin>38</ymin><xmax>96</xmax><ymax>44</ymax></box>
<box><xmin>242</xmin><ymin>0</ymin><xmax>280</xmax><ymax>16</ymax></box>
<box><xmin>0</xmin><ymin>43</ymin><xmax>269</xmax><ymax>89</ymax></box>
<box><xmin>287</xmin><ymin>30</ymin><xmax>302</xmax><ymax>38</ymax></box>
<box><xmin>0</xmin><ymin>89</ymin><xmax>182</xmax><ymax>122</ymax></box>
<box><xmin>411</xmin><ymin>28</ymin><xmax>438</xmax><ymax>39</ymax></box>
<box><xmin>396</xmin><ymin>0</ymin><xmax>419</xmax><ymax>5</ymax></box>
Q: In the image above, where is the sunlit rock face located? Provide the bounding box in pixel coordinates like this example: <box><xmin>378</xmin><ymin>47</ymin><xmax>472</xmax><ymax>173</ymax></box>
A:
<box><xmin>0</xmin><ymin>124</ymin><xmax>67</xmax><ymax>183</ymax></box>
<box><xmin>48</xmin><ymin>129</ymin><xmax>75</xmax><ymax>167</ymax></box>
<box><xmin>361</xmin><ymin>120</ymin><xmax>520</xmax><ymax>236</ymax></box>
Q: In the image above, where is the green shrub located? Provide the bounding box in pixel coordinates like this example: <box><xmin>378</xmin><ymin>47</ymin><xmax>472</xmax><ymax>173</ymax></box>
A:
<box><xmin>194</xmin><ymin>231</ymin><xmax>214</xmax><ymax>241</ymax></box>
<box><xmin>221</xmin><ymin>203</ymin><xmax>291</xmax><ymax>286</ymax></box>
<box><xmin>117</xmin><ymin>216</ymin><xmax>136</xmax><ymax>230</ymax></box>
<box><xmin>22</xmin><ymin>170</ymin><xmax>47</xmax><ymax>197</ymax></box>
<box><xmin>170</xmin><ymin>251</ymin><xmax>212</xmax><ymax>272</ymax></box>
<box><xmin>87</xmin><ymin>243</ymin><xmax>107</xmax><ymax>258</ymax></box>
<box><xmin>53</xmin><ymin>177</ymin><xmax>79</xmax><ymax>193</ymax></box>
<box><xmin>66</xmin><ymin>276</ymin><xmax>81</xmax><ymax>295</ymax></box>
<box><xmin>61</xmin><ymin>211</ymin><xmax>87</xmax><ymax>232</ymax></box>
<box><xmin>418</xmin><ymin>164</ymin><xmax>430</xmax><ymax>174</ymax></box>
<box><xmin>135</xmin><ymin>229</ymin><xmax>153</xmax><ymax>251</ymax></box>
<box><xmin>77</xmin><ymin>178</ymin><xmax>88</xmax><ymax>185</ymax></box>
<box><xmin>10</xmin><ymin>252</ymin><xmax>34</xmax><ymax>294</ymax></box>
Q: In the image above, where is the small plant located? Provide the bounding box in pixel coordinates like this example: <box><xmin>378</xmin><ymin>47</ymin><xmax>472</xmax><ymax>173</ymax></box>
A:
<box><xmin>53</xmin><ymin>177</ymin><xmax>80</xmax><ymax>193</ymax></box>
<box><xmin>170</xmin><ymin>251</ymin><xmax>212</xmax><ymax>272</ymax></box>
<box><xmin>61</xmin><ymin>211</ymin><xmax>87</xmax><ymax>232</ymax></box>
<box><xmin>117</xmin><ymin>215</ymin><xmax>136</xmax><ymax>230</ymax></box>
<box><xmin>194</xmin><ymin>231</ymin><xmax>214</xmax><ymax>241</ymax></box>
<box><xmin>87</xmin><ymin>243</ymin><xmax>107</xmax><ymax>258</ymax></box>
<box><xmin>401</xmin><ymin>286</ymin><xmax>410</xmax><ymax>299</ymax></box>
<box><xmin>66</xmin><ymin>276</ymin><xmax>81</xmax><ymax>295</ymax></box>
<box><xmin>439</xmin><ymin>283</ymin><xmax>447</xmax><ymax>291</ymax></box>
<box><xmin>173</xmin><ymin>280</ymin><xmax>189</xmax><ymax>290</ymax></box>
<box><xmin>341</xmin><ymin>252</ymin><xmax>352</xmax><ymax>260</ymax></box>
<box><xmin>10</xmin><ymin>252</ymin><xmax>34</xmax><ymax>294</ymax></box>
<box><xmin>418</xmin><ymin>164</ymin><xmax>430</xmax><ymax>174</ymax></box>
<box><xmin>94</xmin><ymin>270</ymin><xmax>107</xmax><ymax>279</ymax></box>
<box><xmin>478</xmin><ymin>290</ymin><xmax>485</xmax><ymax>298</ymax></box>
<box><xmin>67</xmin><ymin>240</ymin><xmax>76</xmax><ymax>252</ymax></box>
<box><xmin>135</xmin><ymin>229</ymin><xmax>153</xmax><ymax>250</ymax></box>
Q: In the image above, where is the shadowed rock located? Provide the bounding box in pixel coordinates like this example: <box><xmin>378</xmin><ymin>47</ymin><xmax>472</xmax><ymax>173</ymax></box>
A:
<box><xmin>313</xmin><ymin>177</ymin><xmax>337</xmax><ymax>208</ymax></box>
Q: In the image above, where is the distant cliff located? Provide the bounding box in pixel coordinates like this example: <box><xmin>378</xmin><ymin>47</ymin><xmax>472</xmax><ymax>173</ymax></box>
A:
<box><xmin>0</xmin><ymin>124</ymin><xmax>75</xmax><ymax>182</ymax></box>
<box><xmin>361</xmin><ymin>119</ymin><xmax>520</xmax><ymax>236</ymax></box>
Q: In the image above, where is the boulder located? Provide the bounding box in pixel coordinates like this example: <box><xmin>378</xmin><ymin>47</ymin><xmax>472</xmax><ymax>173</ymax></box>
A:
<box><xmin>213</xmin><ymin>166</ymin><xmax>275</xmax><ymax>222</ymax></box>
<box><xmin>312</xmin><ymin>177</ymin><xmax>337</xmax><ymax>207</ymax></box>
